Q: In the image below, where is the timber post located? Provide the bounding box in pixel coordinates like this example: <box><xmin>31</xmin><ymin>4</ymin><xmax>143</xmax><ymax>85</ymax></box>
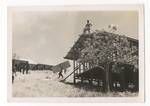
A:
<box><xmin>73</xmin><ymin>46</ymin><xmax>76</xmax><ymax>84</ymax></box>
<box><xmin>73</xmin><ymin>60</ymin><xmax>76</xmax><ymax>84</ymax></box>
<box><xmin>105</xmin><ymin>62</ymin><xmax>110</xmax><ymax>92</ymax></box>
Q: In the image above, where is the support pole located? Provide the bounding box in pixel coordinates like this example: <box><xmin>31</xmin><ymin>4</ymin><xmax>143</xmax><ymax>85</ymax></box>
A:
<box><xmin>73</xmin><ymin>60</ymin><xmax>76</xmax><ymax>84</ymax></box>
<box><xmin>105</xmin><ymin>62</ymin><xmax>110</xmax><ymax>92</ymax></box>
<box><xmin>97</xmin><ymin>80</ymin><xmax>100</xmax><ymax>87</ymax></box>
<box><xmin>79</xmin><ymin>63</ymin><xmax>81</xmax><ymax>74</ymax></box>
<box><xmin>83</xmin><ymin>62</ymin><xmax>85</xmax><ymax>72</ymax></box>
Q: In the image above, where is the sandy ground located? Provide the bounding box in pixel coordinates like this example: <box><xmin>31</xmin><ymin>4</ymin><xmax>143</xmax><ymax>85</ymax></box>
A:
<box><xmin>12</xmin><ymin>70</ymin><xmax>138</xmax><ymax>97</ymax></box>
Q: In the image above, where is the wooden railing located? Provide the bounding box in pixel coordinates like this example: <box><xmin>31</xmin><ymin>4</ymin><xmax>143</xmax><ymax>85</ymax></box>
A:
<box><xmin>61</xmin><ymin>62</ymin><xmax>92</xmax><ymax>82</ymax></box>
<box><xmin>61</xmin><ymin>65</ymin><xmax>80</xmax><ymax>81</ymax></box>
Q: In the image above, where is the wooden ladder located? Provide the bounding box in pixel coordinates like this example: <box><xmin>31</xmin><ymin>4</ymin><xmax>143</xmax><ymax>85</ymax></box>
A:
<box><xmin>61</xmin><ymin>65</ymin><xmax>80</xmax><ymax>82</ymax></box>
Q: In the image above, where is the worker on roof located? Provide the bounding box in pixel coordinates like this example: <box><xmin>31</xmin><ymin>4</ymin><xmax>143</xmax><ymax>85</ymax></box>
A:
<box><xmin>83</xmin><ymin>20</ymin><xmax>92</xmax><ymax>34</ymax></box>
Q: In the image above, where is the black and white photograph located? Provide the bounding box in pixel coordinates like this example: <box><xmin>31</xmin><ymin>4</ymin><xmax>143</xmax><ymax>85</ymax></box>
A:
<box><xmin>7</xmin><ymin>5</ymin><xmax>144</xmax><ymax>102</ymax></box>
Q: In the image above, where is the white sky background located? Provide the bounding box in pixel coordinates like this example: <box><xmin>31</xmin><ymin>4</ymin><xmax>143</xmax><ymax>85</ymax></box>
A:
<box><xmin>12</xmin><ymin>11</ymin><xmax>138</xmax><ymax>65</ymax></box>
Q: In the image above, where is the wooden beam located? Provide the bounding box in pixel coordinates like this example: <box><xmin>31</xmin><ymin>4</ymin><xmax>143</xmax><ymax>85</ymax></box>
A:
<box><xmin>73</xmin><ymin>60</ymin><xmax>76</xmax><ymax>84</ymax></box>
<box><xmin>79</xmin><ymin>63</ymin><xmax>81</xmax><ymax>74</ymax></box>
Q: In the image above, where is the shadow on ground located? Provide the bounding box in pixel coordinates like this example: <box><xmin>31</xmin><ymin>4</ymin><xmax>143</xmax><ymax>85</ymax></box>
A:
<box><xmin>63</xmin><ymin>81</ymin><xmax>105</xmax><ymax>92</ymax></box>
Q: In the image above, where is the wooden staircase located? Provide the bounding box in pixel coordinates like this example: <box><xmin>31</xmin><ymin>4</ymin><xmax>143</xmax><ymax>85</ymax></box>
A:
<box><xmin>61</xmin><ymin>63</ymin><xmax>90</xmax><ymax>82</ymax></box>
<box><xmin>60</xmin><ymin>65</ymin><xmax>80</xmax><ymax>82</ymax></box>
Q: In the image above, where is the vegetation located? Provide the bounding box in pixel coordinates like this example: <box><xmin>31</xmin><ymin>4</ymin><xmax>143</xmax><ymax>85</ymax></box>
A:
<box><xmin>13</xmin><ymin>71</ymin><xmax>138</xmax><ymax>97</ymax></box>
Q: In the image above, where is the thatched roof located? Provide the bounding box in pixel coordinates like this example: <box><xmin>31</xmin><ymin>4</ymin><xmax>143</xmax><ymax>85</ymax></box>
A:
<box><xmin>64</xmin><ymin>31</ymin><xmax>138</xmax><ymax>61</ymax></box>
<box><xmin>64</xmin><ymin>33</ymin><xmax>91</xmax><ymax>60</ymax></box>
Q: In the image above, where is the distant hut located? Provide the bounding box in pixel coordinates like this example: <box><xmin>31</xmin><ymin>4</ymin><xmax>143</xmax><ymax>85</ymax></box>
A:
<box><xmin>29</xmin><ymin>63</ymin><xmax>37</xmax><ymax>70</ymax></box>
<box><xmin>35</xmin><ymin>64</ymin><xmax>53</xmax><ymax>71</ymax></box>
<box><xmin>12</xmin><ymin>59</ymin><xmax>29</xmax><ymax>74</ymax></box>
<box><xmin>52</xmin><ymin>61</ymin><xmax>70</xmax><ymax>73</ymax></box>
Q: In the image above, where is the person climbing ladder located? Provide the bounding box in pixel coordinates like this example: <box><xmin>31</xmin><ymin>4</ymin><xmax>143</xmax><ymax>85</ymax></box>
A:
<box><xmin>58</xmin><ymin>67</ymin><xmax>64</xmax><ymax>79</ymax></box>
<box><xmin>58</xmin><ymin>70</ymin><xmax>63</xmax><ymax>78</ymax></box>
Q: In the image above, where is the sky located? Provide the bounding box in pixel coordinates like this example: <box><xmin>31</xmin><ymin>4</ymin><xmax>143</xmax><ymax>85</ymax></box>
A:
<box><xmin>12</xmin><ymin>11</ymin><xmax>138</xmax><ymax>65</ymax></box>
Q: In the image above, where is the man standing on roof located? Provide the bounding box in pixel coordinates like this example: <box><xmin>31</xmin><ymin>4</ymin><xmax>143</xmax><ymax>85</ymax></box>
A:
<box><xmin>83</xmin><ymin>20</ymin><xmax>92</xmax><ymax>34</ymax></box>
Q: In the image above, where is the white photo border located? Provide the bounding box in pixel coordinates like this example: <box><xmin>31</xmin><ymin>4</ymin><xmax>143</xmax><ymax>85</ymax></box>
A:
<box><xmin>7</xmin><ymin>4</ymin><xmax>145</xmax><ymax>103</ymax></box>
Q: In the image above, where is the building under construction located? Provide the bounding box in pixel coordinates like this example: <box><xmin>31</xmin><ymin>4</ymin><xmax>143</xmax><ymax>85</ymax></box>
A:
<box><xmin>64</xmin><ymin>31</ymin><xmax>138</xmax><ymax>92</ymax></box>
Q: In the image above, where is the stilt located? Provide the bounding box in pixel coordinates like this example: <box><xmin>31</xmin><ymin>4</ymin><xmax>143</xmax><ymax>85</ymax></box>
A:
<box><xmin>97</xmin><ymin>80</ymin><xmax>100</xmax><ymax>87</ymax></box>
<box><xmin>83</xmin><ymin>62</ymin><xmax>85</xmax><ymax>72</ymax></box>
<box><xmin>73</xmin><ymin>60</ymin><xmax>76</xmax><ymax>84</ymax></box>
<box><xmin>81</xmin><ymin>77</ymin><xmax>83</xmax><ymax>84</ymax></box>
<box><xmin>89</xmin><ymin>79</ymin><xmax>93</xmax><ymax>85</ymax></box>
<box><xmin>79</xmin><ymin>63</ymin><xmax>81</xmax><ymax>74</ymax></box>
